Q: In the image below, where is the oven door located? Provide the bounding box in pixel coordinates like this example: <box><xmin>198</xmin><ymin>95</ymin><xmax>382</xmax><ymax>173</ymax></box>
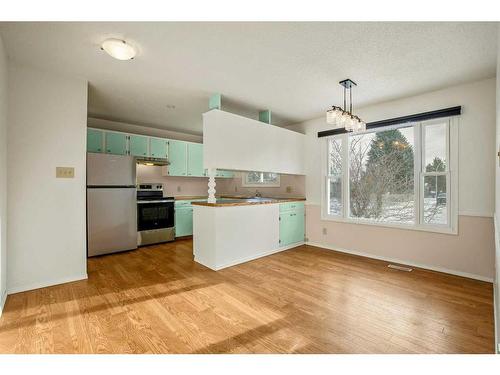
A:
<box><xmin>137</xmin><ymin>201</ymin><xmax>174</xmax><ymax>231</ymax></box>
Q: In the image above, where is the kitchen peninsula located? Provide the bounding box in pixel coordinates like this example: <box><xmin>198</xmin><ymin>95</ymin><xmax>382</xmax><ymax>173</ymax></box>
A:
<box><xmin>192</xmin><ymin>198</ymin><xmax>305</xmax><ymax>270</ymax></box>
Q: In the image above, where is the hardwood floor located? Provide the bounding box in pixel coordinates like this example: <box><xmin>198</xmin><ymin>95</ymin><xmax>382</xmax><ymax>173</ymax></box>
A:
<box><xmin>0</xmin><ymin>239</ymin><xmax>494</xmax><ymax>353</ymax></box>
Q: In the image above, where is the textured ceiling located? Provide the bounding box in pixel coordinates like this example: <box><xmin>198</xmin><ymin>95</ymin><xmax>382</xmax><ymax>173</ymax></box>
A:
<box><xmin>0</xmin><ymin>22</ymin><xmax>497</xmax><ymax>134</ymax></box>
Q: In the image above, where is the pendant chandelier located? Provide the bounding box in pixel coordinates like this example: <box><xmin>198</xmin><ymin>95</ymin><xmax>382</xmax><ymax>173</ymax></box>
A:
<box><xmin>326</xmin><ymin>79</ymin><xmax>366</xmax><ymax>133</ymax></box>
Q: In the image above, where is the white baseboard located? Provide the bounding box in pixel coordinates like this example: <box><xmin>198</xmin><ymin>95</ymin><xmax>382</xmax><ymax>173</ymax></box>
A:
<box><xmin>7</xmin><ymin>273</ymin><xmax>88</xmax><ymax>295</ymax></box>
<box><xmin>195</xmin><ymin>242</ymin><xmax>304</xmax><ymax>271</ymax></box>
<box><xmin>0</xmin><ymin>288</ymin><xmax>7</xmax><ymax>317</ymax></box>
<box><xmin>306</xmin><ymin>241</ymin><xmax>493</xmax><ymax>283</ymax></box>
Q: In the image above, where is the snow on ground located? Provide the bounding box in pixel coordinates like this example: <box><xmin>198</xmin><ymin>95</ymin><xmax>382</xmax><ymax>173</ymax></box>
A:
<box><xmin>329</xmin><ymin>197</ymin><xmax>447</xmax><ymax>225</ymax></box>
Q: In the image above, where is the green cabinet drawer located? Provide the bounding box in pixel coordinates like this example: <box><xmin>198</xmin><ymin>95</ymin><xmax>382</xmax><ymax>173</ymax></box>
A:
<box><xmin>175</xmin><ymin>206</ymin><xmax>193</xmax><ymax>237</ymax></box>
<box><xmin>279</xmin><ymin>201</ymin><xmax>305</xmax><ymax>213</ymax></box>
<box><xmin>129</xmin><ymin>135</ymin><xmax>149</xmax><ymax>157</ymax></box>
<box><xmin>105</xmin><ymin>132</ymin><xmax>128</xmax><ymax>155</ymax></box>
<box><xmin>150</xmin><ymin>138</ymin><xmax>168</xmax><ymax>159</ymax></box>
<box><xmin>167</xmin><ymin>140</ymin><xmax>188</xmax><ymax>176</ymax></box>
<box><xmin>187</xmin><ymin>143</ymin><xmax>204</xmax><ymax>177</ymax></box>
<box><xmin>174</xmin><ymin>200</ymin><xmax>192</xmax><ymax>207</ymax></box>
<box><xmin>87</xmin><ymin>129</ymin><xmax>103</xmax><ymax>153</ymax></box>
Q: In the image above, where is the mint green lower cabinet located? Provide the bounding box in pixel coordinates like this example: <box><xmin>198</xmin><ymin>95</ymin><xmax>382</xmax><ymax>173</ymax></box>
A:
<box><xmin>129</xmin><ymin>135</ymin><xmax>149</xmax><ymax>157</ymax></box>
<box><xmin>105</xmin><ymin>132</ymin><xmax>128</xmax><ymax>155</ymax></box>
<box><xmin>175</xmin><ymin>206</ymin><xmax>193</xmax><ymax>237</ymax></box>
<box><xmin>279</xmin><ymin>204</ymin><xmax>305</xmax><ymax>247</ymax></box>
<box><xmin>87</xmin><ymin>129</ymin><xmax>103</xmax><ymax>153</ymax></box>
<box><xmin>167</xmin><ymin>140</ymin><xmax>188</xmax><ymax>176</ymax></box>
<box><xmin>150</xmin><ymin>138</ymin><xmax>168</xmax><ymax>159</ymax></box>
<box><xmin>187</xmin><ymin>143</ymin><xmax>204</xmax><ymax>177</ymax></box>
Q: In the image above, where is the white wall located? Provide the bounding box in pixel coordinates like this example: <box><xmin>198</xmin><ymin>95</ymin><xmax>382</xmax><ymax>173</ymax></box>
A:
<box><xmin>0</xmin><ymin>35</ymin><xmax>7</xmax><ymax>313</ymax></box>
<box><xmin>7</xmin><ymin>63</ymin><xmax>88</xmax><ymax>293</ymax></box>
<box><xmin>203</xmin><ymin>110</ymin><xmax>305</xmax><ymax>175</ymax></box>
<box><xmin>289</xmin><ymin>78</ymin><xmax>496</xmax><ymax>280</ymax></box>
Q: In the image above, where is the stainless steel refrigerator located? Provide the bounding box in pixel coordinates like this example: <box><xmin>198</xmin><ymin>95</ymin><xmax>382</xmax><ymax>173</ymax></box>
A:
<box><xmin>87</xmin><ymin>153</ymin><xmax>137</xmax><ymax>257</ymax></box>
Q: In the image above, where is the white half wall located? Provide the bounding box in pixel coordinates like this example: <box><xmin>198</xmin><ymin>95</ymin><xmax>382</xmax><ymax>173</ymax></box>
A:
<box><xmin>203</xmin><ymin>109</ymin><xmax>305</xmax><ymax>175</ymax></box>
<box><xmin>288</xmin><ymin>78</ymin><xmax>496</xmax><ymax>281</ymax></box>
<box><xmin>0</xmin><ymin>35</ymin><xmax>8</xmax><ymax>313</ymax></box>
<box><xmin>193</xmin><ymin>204</ymin><xmax>280</xmax><ymax>270</ymax></box>
<box><xmin>7</xmin><ymin>63</ymin><xmax>88</xmax><ymax>293</ymax></box>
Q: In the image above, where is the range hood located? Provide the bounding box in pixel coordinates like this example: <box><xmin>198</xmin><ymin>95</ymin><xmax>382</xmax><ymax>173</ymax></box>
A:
<box><xmin>136</xmin><ymin>157</ymin><xmax>170</xmax><ymax>166</ymax></box>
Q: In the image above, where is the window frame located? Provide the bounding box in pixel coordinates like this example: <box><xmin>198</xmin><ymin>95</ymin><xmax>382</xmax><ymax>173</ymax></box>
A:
<box><xmin>241</xmin><ymin>171</ymin><xmax>281</xmax><ymax>187</ymax></box>
<box><xmin>321</xmin><ymin>117</ymin><xmax>458</xmax><ymax>235</ymax></box>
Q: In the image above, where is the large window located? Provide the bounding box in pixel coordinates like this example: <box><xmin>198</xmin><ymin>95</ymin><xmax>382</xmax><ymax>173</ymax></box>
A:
<box><xmin>324</xmin><ymin>118</ymin><xmax>456</xmax><ymax>233</ymax></box>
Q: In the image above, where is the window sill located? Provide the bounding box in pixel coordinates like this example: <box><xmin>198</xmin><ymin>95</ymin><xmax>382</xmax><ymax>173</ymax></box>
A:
<box><xmin>320</xmin><ymin>214</ymin><xmax>458</xmax><ymax>235</ymax></box>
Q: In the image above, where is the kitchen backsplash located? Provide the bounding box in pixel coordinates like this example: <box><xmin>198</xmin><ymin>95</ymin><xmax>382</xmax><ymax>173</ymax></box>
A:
<box><xmin>219</xmin><ymin>172</ymin><xmax>305</xmax><ymax>197</ymax></box>
<box><xmin>136</xmin><ymin>165</ymin><xmax>305</xmax><ymax>198</ymax></box>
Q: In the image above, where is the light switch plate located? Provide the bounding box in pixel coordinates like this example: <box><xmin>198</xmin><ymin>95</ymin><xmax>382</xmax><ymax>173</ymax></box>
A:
<box><xmin>56</xmin><ymin>167</ymin><xmax>75</xmax><ymax>178</ymax></box>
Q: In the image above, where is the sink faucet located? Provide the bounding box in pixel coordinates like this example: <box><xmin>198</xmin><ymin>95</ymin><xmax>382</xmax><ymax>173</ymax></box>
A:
<box><xmin>255</xmin><ymin>190</ymin><xmax>262</xmax><ymax>198</ymax></box>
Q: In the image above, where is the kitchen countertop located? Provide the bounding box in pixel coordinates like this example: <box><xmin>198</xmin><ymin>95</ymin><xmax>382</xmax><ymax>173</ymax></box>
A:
<box><xmin>174</xmin><ymin>196</ymin><xmax>209</xmax><ymax>200</ymax></box>
<box><xmin>191</xmin><ymin>197</ymin><xmax>305</xmax><ymax>207</ymax></box>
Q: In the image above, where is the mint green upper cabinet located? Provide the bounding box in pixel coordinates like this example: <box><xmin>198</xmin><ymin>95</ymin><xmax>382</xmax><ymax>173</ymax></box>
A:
<box><xmin>87</xmin><ymin>129</ymin><xmax>103</xmax><ymax>153</ymax></box>
<box><xmin>105</xmin><ymin>132</ymin><xmax>128</xmax><ymax>155</ymax></box>
<box><xmin>129</xmin><ymin>135</ymin><xmax>149</xmax><ymax>157</ymax></box>
<box><xmin>150</xmin><ymin>138</ymin><xmax>168</xmax><ymax>159</ymax></box>
<box><xmin>187</xmin><ymin>143</ymin><xmax>204</xmax><ymax>177</ymax></box>
<box><xmin>167</xmin><ymin>140</ymin><xmax>187</xmax><ymax>176</ymax></box>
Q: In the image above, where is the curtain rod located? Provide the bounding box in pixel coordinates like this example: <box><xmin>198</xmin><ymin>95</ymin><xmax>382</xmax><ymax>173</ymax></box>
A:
<box><xmin>317</xmin><ymin>106</ymin><xmax>462</xmax><ymax>138</ymax></box>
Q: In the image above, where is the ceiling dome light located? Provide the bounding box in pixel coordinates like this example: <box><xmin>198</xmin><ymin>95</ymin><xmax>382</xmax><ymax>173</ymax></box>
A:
<box><xmin>101</xmin><ymin>38</ymin><xmax>136</xmax><ymax>60</ymax></box>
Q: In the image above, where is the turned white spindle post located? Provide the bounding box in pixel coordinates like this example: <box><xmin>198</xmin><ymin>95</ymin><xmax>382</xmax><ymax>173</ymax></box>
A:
<box><xmin>207</xmin><ymin>168</ymin><xmax>217</xmax><ymax>203</ymax></box>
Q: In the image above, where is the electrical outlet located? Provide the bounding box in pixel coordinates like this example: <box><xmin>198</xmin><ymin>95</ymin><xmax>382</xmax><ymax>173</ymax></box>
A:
<box><xmin>56</xmin><ymin>167</ymin><xmax>74</xmax><ymax>178</ymax></box>
<box><xmin>177</xmin><ymin>186</ymin><xmax>181</xmax><ymax>192</ymax></box>
<box><xmin>322</xmin><ymin>227</ymin><xmax>327</xmax><ymax>235</ymax></box>
<box><xmin>286</xmin><ymin>186</ymin><xmax>292</xmax><ymax>193</ymax></box>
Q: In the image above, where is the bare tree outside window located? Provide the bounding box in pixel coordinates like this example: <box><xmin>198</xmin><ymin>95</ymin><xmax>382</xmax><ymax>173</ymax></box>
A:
<box><xmin>348</xmin><ymin>127</ymin><xmax>415</xmax><ymax>224</ymax></box>
<box><xmin>326</xmin><ymin>119</ymin><xmax>451</xmax><ymax>230</ymax></box>
<box><xmin>243</xmin><ymin>171</ymin><xmax>280</xmax><ymax>187</ymax></box>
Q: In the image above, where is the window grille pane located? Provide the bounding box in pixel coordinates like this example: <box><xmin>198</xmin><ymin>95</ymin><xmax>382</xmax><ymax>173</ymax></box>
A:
<box><xmin>328</xmin><ymin>138</ymin><xmax>342</xmax><ymax>175</ymax></box>
<box><xmin>423</xmin><ymin>175</ymin><xmax>448</xmax><ymax>225</ymax></box>
<box><xmin>348</xmin><ymin>126</ymin><xmax>415</xmax><ymax>224</ymax></box>
<box><xmin>424</xmin><ymin>123</ymin><xmax>447</xmax><ymax>172</ymax></box>
<box><xmin>328</xmin><ymin>176</ymin><xmax>342</xmax><ymax>216</ymax></box>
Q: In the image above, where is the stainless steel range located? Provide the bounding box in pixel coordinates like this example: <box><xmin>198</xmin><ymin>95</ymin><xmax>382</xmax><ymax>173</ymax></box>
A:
<box><xmin>136</xmin><ymin>183</ymin><xmax>175</xmax><ymax>246</ymax></box>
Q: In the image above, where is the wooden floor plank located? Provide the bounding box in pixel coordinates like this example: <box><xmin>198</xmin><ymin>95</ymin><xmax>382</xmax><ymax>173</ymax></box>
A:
<box><xmin>0</xmin><ymin>239</ymin><xmax>494</xmax><ymax>353</ymax></box>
